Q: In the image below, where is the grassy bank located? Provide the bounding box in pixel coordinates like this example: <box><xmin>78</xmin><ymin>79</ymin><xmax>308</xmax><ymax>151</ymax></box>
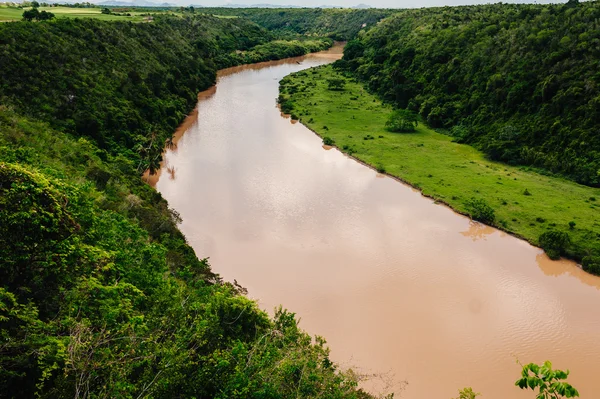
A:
<box><xmin>0</xmin><ymin>5</ymin><xmax>151</xmax><ymax>21</ymax></box>
<box><xmin>280</xmin><ymin>65</ymin><xmax>600</xmax><ymax>271</ymax></box>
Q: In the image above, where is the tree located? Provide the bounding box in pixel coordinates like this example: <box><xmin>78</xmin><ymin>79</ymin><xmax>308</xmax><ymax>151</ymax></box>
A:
<box><xmin>515</xmin><ymin>361</ymin><xmax>579</xmax><ymax>398</ymax></box>
<box><xmin>385</xmin><ymin>109</ymin><xmax>418</xmax><ymax>133</ymax></box>
<box><xmin>37</xmin><ymin>10</ymin><xmax>54</xmax><ymax>20</ymax></box>
<box><xmin>101</xmin><ymin>7</ymin><xmax>111</xmax><ymax>14</ymax></box>
<box><xmin>465</xmin><ymin>197</ymin><xmax>496</xmax><ymax>224</ymax></box>
<box><xmin>327</xmin><ymin>78</ymin><xmax>346</xmax><ymax>91</ymax></box>
<box><xmin>22</xmin><ymin>7</ymin><xmax>39</xmax><ymax>21</ymax></box>
<box><xmin>538</xmin><ymin>231</ymin><xmax>570</xmax><ymax>260</ymax></box>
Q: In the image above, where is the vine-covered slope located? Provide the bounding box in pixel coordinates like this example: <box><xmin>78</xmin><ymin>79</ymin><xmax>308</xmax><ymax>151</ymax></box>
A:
<box><xmin>341</xmin><ymin>1</ymin><xmax>600</xmax><ymax>186</ymax></box>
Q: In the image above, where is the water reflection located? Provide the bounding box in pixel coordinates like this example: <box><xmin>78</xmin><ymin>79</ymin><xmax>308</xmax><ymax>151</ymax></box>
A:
<box><xmin>536</xmin><ymin>253</ymin><xmax>600</xmax><ymax>290</ymax></box>
<box><xmin>460</xmin><ymin>221</ymin><xmax>497</xmax><ymax>241</ymax></box>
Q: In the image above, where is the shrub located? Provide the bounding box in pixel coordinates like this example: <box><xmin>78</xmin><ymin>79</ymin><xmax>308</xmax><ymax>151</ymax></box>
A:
<box><xmin>569</xmin><ymin>221</ymin><xmax>576</xmax><ymax>229</ymax></box>
<box><xmin>322</xmin><ymin>136</ymin><xmax>335</xmax><ymax>146</ymax></box>
<box><xmin>465</xmin><ymin>197</ymin><xmax>496</xmax><ymax>224</ymax></box>
<box><xmin>376</xmin><ymin>164</ymin><xmax>386</xmax><ymax>173</ymax></box>
<box><xmin>582</xmin><ymin>256</ymin><xmax>600</xmax><ymax>275</ymax></box>
<box><xmin>327</xmin><ymin>78</ymin><xmax>346</xmax><ymax>91</ymax></box>
<box><xmin>523</xmin><ymin>188</ymin><xmax>532</xmax><ymax>196</ymax></box>
<box><xmin>539</xmin><ymin>230</ymin><xmax>570</xmax><ymax>260</ymax></box>
<box><xmin>385</xmin><ymin>109</ymin><xmax>418</xmax><ymax>133</ymax></box>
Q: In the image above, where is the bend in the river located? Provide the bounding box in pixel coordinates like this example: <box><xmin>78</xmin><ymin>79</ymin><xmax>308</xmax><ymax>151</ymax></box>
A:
<box><xmin>152</xmin><ymin>45</ymin><xmax>600</xmax><ymax>398</ymax></box>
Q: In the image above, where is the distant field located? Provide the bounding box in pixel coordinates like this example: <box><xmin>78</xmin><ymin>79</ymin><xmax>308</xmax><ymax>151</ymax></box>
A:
<box><xmin>281</xmin><ymin>64</ymin><xmax>600</xmax><ymax>265</ymax></box>
<box><xmin>0</xmin><ymin>6</ymin><xmax>155</xmax><ymax>21</ymax></box>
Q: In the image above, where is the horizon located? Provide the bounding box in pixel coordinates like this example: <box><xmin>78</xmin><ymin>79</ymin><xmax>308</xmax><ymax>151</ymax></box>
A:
<box><xmin>4</xmin><ymin>0</ymin><xmax>572</xmax><ymax>9</ymax></box>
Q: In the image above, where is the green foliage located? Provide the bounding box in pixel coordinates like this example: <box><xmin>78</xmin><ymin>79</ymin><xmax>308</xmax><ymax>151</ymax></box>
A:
<box><xmin>452</xmin><ymin>387</ymin><xmax>480</xmax><ymax>399</ymax></box>
<box><xmin>581</xmin><ymin>256</ymin><xmax>600</xmax><ymax>275</ymax></box>
<box><xmin>323</xmin><ymin>136</ymin><xmax>335</xmax><ymax>145</ymax></box>
<box><xmin>385</xmin><ymin>109</ymin><xmax>418</xmax><ymax>133</ymax></box>
<box><xmin>539</xmin><ymin>231</ymin><xmax>571</xmax><ymax>260</ymax></box>
<box><xmin>465</xmin><ymin>197</ymin><xmax>496</xmax><ymax>224</ymax></box>
<box><xmin>343</xmin><ymin>2</ymin><xmax>600</xmax><ymax>186</ymax></box>
<box><xmin>515</xmin><ymin>361</ymin><xmax>579</xmax><ymax>398</ymax></box>
<box><xmin>328</xmin><ymin>78</ymin><xmax>346</xmax><ymax>91</ymax></box>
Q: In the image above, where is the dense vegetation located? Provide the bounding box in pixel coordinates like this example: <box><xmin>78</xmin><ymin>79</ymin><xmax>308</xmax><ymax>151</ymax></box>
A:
<box><xmin>280</xmin><ymin>65</ymin><xmax>600</xmax><ymax>272</ymax></box>
<box><xmin>340</xmin><ymin>1</ymin><xmax>600</xmax><ymax>186</ymax></box>
<box><xmin>200</xmin><ymin>7</ymin><xmax>396</xmax><ymax>41</ymax></box>
<box><xmin>0</xmin><ymin>15</ymin><xmax>368</xmax><ymax>398</ymax></box>
<box><xmin>0</xmin><ymin>15</ymin><xmax>329</xmax><ymax>173</ymax></box>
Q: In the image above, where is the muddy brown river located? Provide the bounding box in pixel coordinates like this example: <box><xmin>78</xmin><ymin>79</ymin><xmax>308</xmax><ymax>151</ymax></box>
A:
<box><xmin>152</xmin><ymin>46</ymin><xmax>600</xmax><ymax>398</ymax></box>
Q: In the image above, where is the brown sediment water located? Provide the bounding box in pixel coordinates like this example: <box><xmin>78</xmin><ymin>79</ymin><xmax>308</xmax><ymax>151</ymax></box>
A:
<box><xmin>153</xmin><ymin>44</ymin><xmax>600</xmax><ymax>398</ymax></box>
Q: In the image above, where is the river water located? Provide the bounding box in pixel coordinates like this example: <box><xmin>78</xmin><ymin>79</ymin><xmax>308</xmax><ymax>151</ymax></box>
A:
<box><xmin>152</xmin><ymin>46</ymin><xmax>600</xmax><ymax>398</ymax></box>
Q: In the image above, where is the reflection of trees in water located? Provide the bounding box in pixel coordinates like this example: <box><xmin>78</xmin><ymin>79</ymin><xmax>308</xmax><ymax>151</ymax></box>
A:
<box><xmin>167</xmin><ymin>166</ymin><xmax>176</xmax><ymax>181</ymax></box>
<box><xmin>535</xmin><ymin>253</ymin><xmax>600</xmax><ymax>290</ymax></box>
<box><xmin>460</xmin><ymin>221</ymin><xmax>497</xmax><ymax>241</ymax></box>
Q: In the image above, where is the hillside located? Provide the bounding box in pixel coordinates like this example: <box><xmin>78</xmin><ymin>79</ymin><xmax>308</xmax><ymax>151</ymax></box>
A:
<box><xmin>200</xmin><ymin>7</ymin><xmax>396</xmax><ymax>40</ymax></box>
<box><xmin>340</xmin><ymin>1</ymin><xmax>600</xmax><ymax>186</ymax></box>
<box><xmin>0</xmin><ymin>16</ymin><xmax>367</xmax><ymax>397</ymax></box>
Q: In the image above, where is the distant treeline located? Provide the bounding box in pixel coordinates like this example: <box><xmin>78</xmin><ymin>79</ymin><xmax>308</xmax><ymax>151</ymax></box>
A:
<box><xmin>199</xmin><ymin>7</ymin><xmax>396</xmax><ymax>41</ymax></box>
<box><xmin>340</xmin><ymin>1</ymin><xmax>600</xmax><ymax>186</ymax></box>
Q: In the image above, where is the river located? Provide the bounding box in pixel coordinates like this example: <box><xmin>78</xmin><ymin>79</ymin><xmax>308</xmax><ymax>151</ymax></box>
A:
<box><xmin>152</xmin><ymin>46</ymin><xmax>600</xmax><ymax>398</ymax></box>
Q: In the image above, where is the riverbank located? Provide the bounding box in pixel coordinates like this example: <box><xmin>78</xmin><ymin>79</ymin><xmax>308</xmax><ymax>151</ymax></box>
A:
<box><xmin>280</xmin><ymin>64</ymin><xmax>600</xmax><ymax>272</ymax></box>
<box><xmin>144</xmin><ymin>43</ymin><xmax>344</xmax><ymax>186</ymax></box>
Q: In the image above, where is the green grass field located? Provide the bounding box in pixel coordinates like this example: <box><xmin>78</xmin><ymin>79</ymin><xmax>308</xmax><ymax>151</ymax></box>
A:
<box><xmin>281</xmin><ymin>65</ymin><xmax>600</xmax><ymax>265</ymax></box>
<box><xmin>0</xmin><ymin>6</ymin><xmax>153</xmax><ymax>21</ymax></box>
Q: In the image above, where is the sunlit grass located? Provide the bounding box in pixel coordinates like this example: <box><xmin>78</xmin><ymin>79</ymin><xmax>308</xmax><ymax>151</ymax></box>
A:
<box><xmin>0</xmin><ymin>6</ymin><xmax>153</xmax><ymax>21</ymax></box>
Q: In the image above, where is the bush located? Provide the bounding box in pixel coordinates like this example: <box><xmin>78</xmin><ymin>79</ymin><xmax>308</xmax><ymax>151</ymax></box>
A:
<box><xmin>538</xmin><ymin>230</ymin><xmax>570</xmax><ymax>260</ymax></box>
<box><xmin>327</xmin><ymin>78</ymin><xmax>346</xmax><ymax>91</ymax></box>
<box><xmin>465</xmin><ymin>197</ymin><xmax>496</xmax><ymax>224</ymax></box>
<box><xmin>582</xmin><ymin>256</ymin><xmax>600</xmax><ymax>275</ymax></box>
<box><xmin>385</xmin><ymin>109</ymin><xmax>418</xmax><ymax>133</ymax></box>
<box><xmin>322</xmin><ymin>136</ymin><xmax>335</xmax><ymax>145</ymax></box>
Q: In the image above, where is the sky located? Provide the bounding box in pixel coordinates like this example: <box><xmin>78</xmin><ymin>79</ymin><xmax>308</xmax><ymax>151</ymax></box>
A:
<box><xmin>193</xmin><ymin>0</ymin><xmax>564</xmax><ymax>8</ymax></box>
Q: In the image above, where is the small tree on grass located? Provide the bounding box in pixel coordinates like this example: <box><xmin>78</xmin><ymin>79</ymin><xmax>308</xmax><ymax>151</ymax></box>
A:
<box><xmin>322</xmin><ymin>137</ymin><xmax>335</xmax><ymax>146</ymax></box>
<box><xmin>465</xmin><ymin>197</ymin><xmax>495</xmax><ymax>224</ymax></box>
<box><xmin>22</xmin><ymin>7</ymin><xmax>39</xmax><ymax>20</ymax></box>
<box><xmin>538</xmin><ymin>230</ymin><xmax>570</xmax><ymax>260</ymax></box>
<box><xmin>327</xmin><ymin>78</ymin><xmax>346</xmax><ymax>91</ymax></box>
<box><xmin>515</xmin><ymin>361</ymin><xmax>579</xmax><ymax>398</ymax></box>
<box><xmin>385</xmin><ymin>109</ymin><xmax>418</xmax><ymax>133</ymax></box>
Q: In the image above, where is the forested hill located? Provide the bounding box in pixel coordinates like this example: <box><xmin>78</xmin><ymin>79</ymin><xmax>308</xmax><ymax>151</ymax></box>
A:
<box><xmin>341</xmin><ymin>0</ymin><xmax>600</xmax><ymax>186</ymax></box>
<box><xmin>0</xmin><ymin>15</ymin><xmax>330</xmax><ymax>171</ymax></box>
<box><xmin>0</xmin><ymin>16</ymin><xmax>368</xmax><ymax>398</ymax></box>
<box><xmin>201</xmin><ymin>8</ymin><xmax>396</xmax><ymax>40</ymax></box>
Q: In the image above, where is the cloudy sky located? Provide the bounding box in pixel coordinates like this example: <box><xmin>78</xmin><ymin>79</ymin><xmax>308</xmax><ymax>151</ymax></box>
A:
<box><xmin>195</xmin><ymin>0</ymin><xmax>563</xmax><ymax>8</ymax></box>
